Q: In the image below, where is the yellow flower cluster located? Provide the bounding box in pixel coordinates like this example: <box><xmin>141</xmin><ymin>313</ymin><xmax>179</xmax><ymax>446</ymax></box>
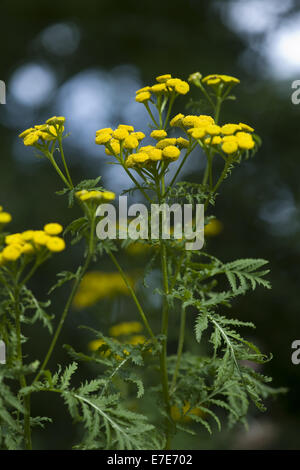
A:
<box><xmin>75</xmin><ymin>189</ymin><xmax>115</xmax><ymax>202</ymax></box>
<box><xmin>19</xmin><ymin>116</ymin><xmax>65</xmax><ymax>147</ymax></box>
<box><xmin>0</xmin><ymin>223</ymin><xmax>65</xmax><ymax>266</ymax></box>
<box><xmin>170</xmin><ymin>401</ymin><xmax>205</xmax><ymax>423</ymax></box>
<box><xmin>73</xmin><ymin>271</ymin><xmax>134</xmax><ymax>309</ymax></box>
<box><xmin>202</xmin><ymin>74</ymin><xmax>240</xmax><ymax>86</ymax></box>
<box><xmin>95</xmin><ymin>124</ymin><xmax>145</xmax><ymax>156</ymax></box>
<box><xmin>170</xmin><ymin>113</ymin><xmax>255</xmax><ymax>155</ymax></box>
<box><xmin>0</xmin><ymin>206</ymin><xmax>12</xmax><ymax>225</ymax></box>
<box><xmin>135</xmin><ymin>74</ymin><xmax>190</xmax><ymax>103</ymax></box>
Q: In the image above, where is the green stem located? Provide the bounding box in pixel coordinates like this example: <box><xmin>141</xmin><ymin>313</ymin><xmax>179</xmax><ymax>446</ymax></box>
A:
<box><xmin>58</xmin><ymin>137</ymin><xmax>73</xmax><ymax>188</ymax></box>
<box><xmin>122</xmin><ymin>165</ymin><xmax>153</xmax><ymax>203</ymax></box>
<box><xmin>33</xmin><ymin>214</ymin><xmax>96</xmax><ymax>383</ymax></box>
<box><xmin>170</xmin><ymin>306</ymin><xmax>186</xmax><ymax>394</ymax></box>
<box><xmin>160</xmin><ymin>240</ymin><xmax>172</xmax><ymax>449</ymax></box>
<box><xmin>15</xmin><ymin>292</ymin><xmax>32</xmax><ymax>449</ymax></box>
<box><xmin>163</xmin><ymin>93</ymin><xmax>176</xmax><ymax>130</ymax></box>
<box><xmin>204</xmin><ymin>156</ymin><xmax>231</xmax><ymax>211</ymax></box>
<box><xmin>47</xmin><ymin>151</ymin><xmax>72</xmax><ymax>189</ymax></box>
<box><xmin>164</xmin><ymin>144</ymin><xmax>196</xmax><ymax>198</ymax></box>
<box><xmin>108</xmin><ymin>251</ymin><xmax>155</xmax><ymax>340</ymax></box>
<box><xmin>144</xmin><ymin>102</ymin><xmax>159</xmax><ymax>127</ymax></box>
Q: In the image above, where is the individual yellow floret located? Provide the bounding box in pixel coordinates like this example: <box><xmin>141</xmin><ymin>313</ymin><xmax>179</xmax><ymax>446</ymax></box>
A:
<box><xmin>2</xmin><ymin>245</ymin><xmax>22</xmax><ymax>262</ymax></box>
<box><xmin>46</xmin><ymin>116</ymin><xmax>66</xmax><ymax>125</ymax></box>
<box><xmin>170</xmin><ymin>113</ymin><xmax>184</xmax><ymax>127</ymax></box>
<box><xmin>174</xmin><ymin>80</ymin><xmax>190</xmax><ymax>95</ymax></box>
<box><xmin>131</xmin><ymin>132</ymin><xmax>145</xmax><ymax>141</ymax></box>
<box><xmin>176</xmin><ymin>137</ymin><xmax>189</xmax><ymax>149</ymax></box>
<box><xmin>46</xmin><ymin>237</ymin><xmax>66</xmax><ymax>252</ymax></box>
<box><xmin>238</xmin><ymin>123</ymin><xmax>254</xmax><ymax>132</ymax></box>
<box><xmin>221</xmin><ymin>124</ymin><xmax>241</xmax><ymax>135</ymax></box>
<box><xmin>5</xmin><ymin>233</ymin><xmax>23</xmax><ymax>245</ymax></box>
<box><xmin>236</xmin><ymin>133</ymin><xmax>255</xmax><ymax>150</ymax></box>
<box><xmin>44</xmin><ymin>223</ymin><xmax>63</xmax><ymax>235</ymax></box>
<box><xmin>222</xmin><ymin>141</ymin><xmax>238</xmax><ymax>154</ymax></box>
<box><xmin>162</xmin><ymin>145</ymin><xmax>180</xmax><ymax>160</ymax></box>
<box><xmin>151</xmin><ymin>83</ymin><xmax>167</xmax><ymax>93</ymax></box>
<box><xmin>112</xmin><ymin>128</ymin><xmax>129</xmax><ymax>140</ymax></box>
<box><xmin>95</xmin><ymin>133</ymin><xmax>111</xmax><ymax>145</ymax></box>
<box><xmin>19</xmin><ymin>128</ymin><xmax>35</xmax><ymax>138</ymax></box>
<box><xmin>135</xmin><ymin>91</ymin><xmax>151</xmax><ymax>103</ymax></box>
<box><xmin>156</xmin><ymin>74</ymin><xmax>172</xmax><ymax>83</ymax></box>
<box><xmin>206</xmin><ymin>124</ymin><xmax>221</xmax><ymax>135</ymax></box>
<box><xmin>33</xmin><ymin>231</ymin><xmax>50</xmax><ymax>246</ymax></box>
<box><xmin>204</xmin><ymin>136</ymin><xmax>222</xmax><ymax>145</ymax></box>
<box><xmin>132</xmin><ymin>152</ymin><xmax>149</xmax><ymax>164</ymax></box>
<box><xmin>148</xmin><ymin>148</ymin><xmax>163</xmax><ymax>161</ymax></box>
<box><xmin>123</xmin><ymin>135</ymin><xmax>139</xmax><ymax>150</ymax></box>
<box><xmin>156</xmin><ymin>138</ymin><xmax>177</xmax><ymax>149</ymax></box>
<box><xmin>0</xmin><ymin>212</ymin><xmax>12</xmax><ymax>224</ymax></box>
<box><xmin>23</xmin><ymin>132</ymin><xmax>40</xmax><ymax>146</ymax></box>
<box><xmin>188</xmin><ymin>128</ymin><xmax>206</xmax><ymax>139</ymax></box>
<box><xmin>96</xmin><ymin>128</ymin><xmax>113</xmax><ymax>136</ymax></box>
<box><xmin>135</xmin><ymin>86</ymin><xmax>151</xmax><ymax>94</ymax></box>
<box><xmin>102</xmin><ymin>191</ymin><xmax>116</xmax><ymax>201</ymax></box>
<box><xmin>106</xmin><ymin>139</ymin><xmax>121</xmax><ymax>155</ymax></box>
<box><xmin>118</xmin><ymin>124</ymin><xmax>134</xmax><ymax>132</ymax></box>
<box><xmin>150</xmin><ymin>130</ymin><xmax>167</xmax><ymax>140</ymax></box>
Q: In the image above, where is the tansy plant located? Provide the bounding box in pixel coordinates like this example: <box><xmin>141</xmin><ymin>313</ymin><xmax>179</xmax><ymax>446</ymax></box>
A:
<box><xmin>0</xmin><ymin>72</ymin><xmax>284</xmax><ymax>450</ymax></box>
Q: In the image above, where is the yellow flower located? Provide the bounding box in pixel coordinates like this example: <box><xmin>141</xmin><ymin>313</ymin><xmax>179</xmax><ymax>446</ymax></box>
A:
<box><xmin>176</xmin><ymin>137</ymin><xmax>189</xmax><ymax>148</ymax></box>
<box><xmin>46</xmin><ymin>237</ymin><xmax>66</xmax><ymax>252</ymax></box>
<box><xmin>96</xmin><ymin>128</ymin><xmax>113</xmax><ymax>136</ymax></box>
<box><xmin>135</xmin><ymin>91</ymin><xmax>151</xmax><ymax>103</ymax></box>
<box><xmin>202</xmin><ymin>74</ymin><xmax>240</xmax><ymax>86</ymax></box>
<box><xmin>21</xmin><ymin>230</ymin><xmax>35</xmax><ymax>241</ymax></box>
<box><xmin>239</xmin><ymin>123</ymin><xmax>254</xmax><ymax>132</ymax></box>
<box><xmin>236</xmin><ymin>132</ymin><xmax>255</xmax><ymax>150</ymax></box>
<box><xmin>222</xmin><ymin>141</ymin><xmax>238</xmax><ymax>154</ymax></box>
<box><xmin>188</xmin><ymin>128</ymin><xmax>206</xmax><ymax>139</ymax></box>
<box><xmin>123</xmin><ymin>135</ymin><xmax>139</xmax><ymax>150</ymax></box>
<box><xmin>162</xmin><ymin>145</ymin><xmax>180</xmax><ymax>160</ymax></box>
<box><xmin>118</xmin><ymin>124</ymin><xmax>134</xmax><ymax>132</ymax></box>
<box><xmin>174</xmin><ymin>80</ymin><xmax>190</xmax><ymax>95</ymax></box>
<box><xmin>109</xmin><ymin>322</ymin><xmax>143</xmax><ymax>337</ymax></box>
<box><xmin>151</xmin><ymin>83</ymin><xmax>167</xmax><ymax>93</ymax></box>
<box><xmin>206</xmin><ymin>124</ymin><xmax>221</xmax><ymax>135</ymax></box>
<box><xmin>148</xmin><ymin>147</ymin><xmax>163</xmax><ymax>162</ymax></box>
<box><xmin>23</xmin><ymin>132</ymin><xmax>40</xmax><ymax>146</ymax></box>
<box><xmin>150</xmin><ymin>129</ymin><xmax>167</xmax><ymax>140</ymax></box>
<box><xmin>19</xmin><ymin>128</ymin><xmax>35</xmax><ymax>138</ymax></box>
<box><xmin>106</xmin><ymin>139</ymin><xmax>121</xmax><ymax>155</ymax></box>
<box><xmin>2</xmin><ymin>245</ymin><xmax>22</xmax><ymax>262</ymax></box>
<box><xmin>204</xmin><ymin>219</ymin><xmax>223</xmax><ymax>236</ymax></box>
<box><xmin>112</xmin><ymin>128</ymin><xmax>129</xmax><ymax>141</ymax></box>
<box><xmin>95</xmin><ymin>133</ymin><xmax>111</xmax><ymax>145</ymax></box>
<box><xmin>204</xmin><ymin>136</ymin><xmax>222</xmax><ymax>145</ymax></box>
<box><xmin>156</xmin><ymin>138</ymin><xmax>177</xmax><ymax>149</ymax></box>
<box><xmin>221</xmin><ymin>124</ymin><xmax>241</xmax><ymax>135</ymax></box>
<box><xmin>46</xmin><ymin>116</ymin><xmax>66</xmax><ymax>126</ymax></box>
<box><xmin>21</xmin><ymin>243</ymin><xmax>35</xmax><ymax>254</ymax></box>
<box><xmin>102</xmin><ymin>191</ymin><xmax>116</xmax><ymax>201</ymax></box>
<box><xmin>33</xmin><ymin>231</ymin><xmax>50</xmax><ymax>246</ymax></box>
<box><xmin>5</xmin><ymin>233</ymin><xmax>23</xmax><ymax>245</ymax></box>
<box><xmin>156</xmin><ymin>74</ymin><xmax>172</xmax><ymax>83</ymax></box>
<box><xmin>132</xmin><ymin>152</ymin><xmax>149</xmax><ymax>164</ymax></box>
<box><xmin>170</xmin><ymin>113</ymin><xmax>184</xmax><ymax>127</ymax></box>
<box><xmin>135</xmin><ymin>86</ymin><xmax>151</xmax><ymax>94</ymax></box>
<box><xmin>44</xmin><ymin>223</ymin><xmax>63</xmax><ymax>236</ymax></box>
<box><xmin>131</xmin><ymin>132</ymin><xmax>145</xmax><ymax>141</ymax></box>
<box><xmin>0</xmin><ymin>212</ymin><xmax>12</xmax><ymax>224</ymax></box>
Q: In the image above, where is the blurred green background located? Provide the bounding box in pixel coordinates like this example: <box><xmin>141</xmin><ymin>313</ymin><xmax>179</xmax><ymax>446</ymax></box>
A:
<box><xmin>1</xmin><ymin>0</ymin><xmax>300</xmax><ymax>450</ymax></box>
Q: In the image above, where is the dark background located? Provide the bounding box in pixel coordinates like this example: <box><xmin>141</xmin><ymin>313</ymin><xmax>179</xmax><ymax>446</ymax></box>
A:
<box><xmin>1</xmin><ymin>0</ymin><xmax>300</xmax><ymax>449</ymax></box>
